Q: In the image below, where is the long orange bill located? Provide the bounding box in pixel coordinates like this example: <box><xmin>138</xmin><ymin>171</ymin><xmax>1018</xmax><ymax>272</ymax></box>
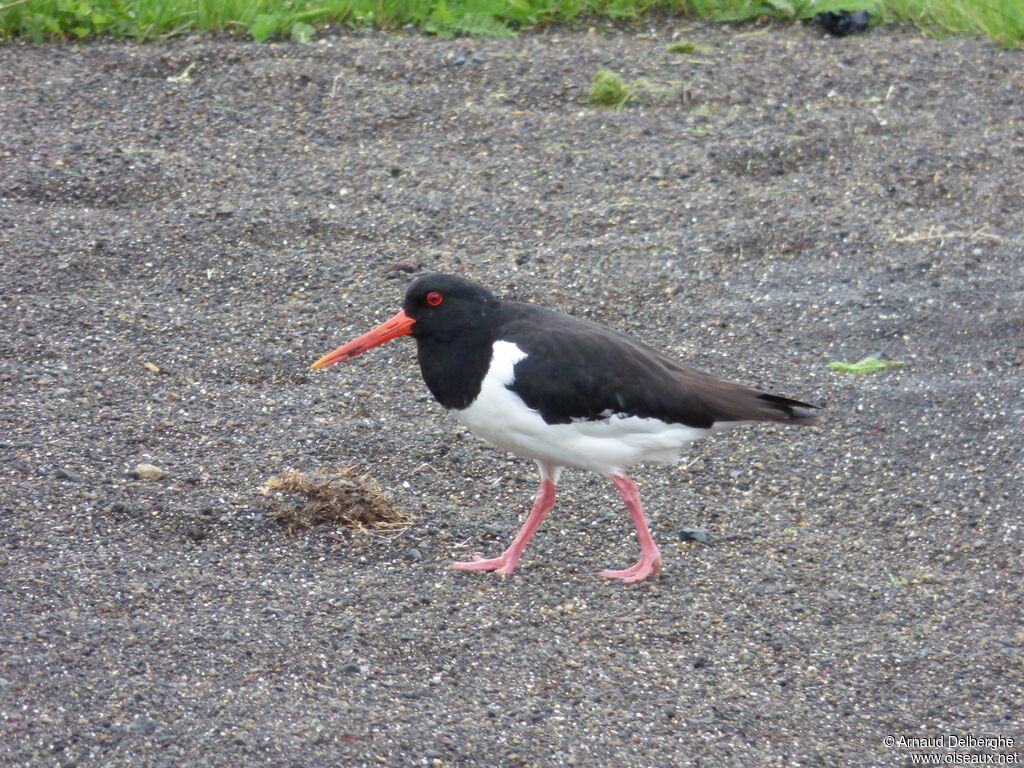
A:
<box><xmin>310</xmin><ymin>309</ymin><xmax>415</xmax><ymax>369</ymax></box>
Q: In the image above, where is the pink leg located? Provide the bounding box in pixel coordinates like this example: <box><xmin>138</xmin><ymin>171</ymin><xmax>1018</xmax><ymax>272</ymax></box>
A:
<box><xmin>598</xmin><ymin>475</ymin><xmax>663</xmax><ymax>584</ymax></box>
<box><xmin>451</xmin><ymin>465</ymin><xmax>559</xmax><ymax>576</ymax></box>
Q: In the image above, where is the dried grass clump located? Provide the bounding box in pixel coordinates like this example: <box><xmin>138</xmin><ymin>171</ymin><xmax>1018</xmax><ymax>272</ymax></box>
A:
<box><xmin>264</xmin><ymin>467</ymin><xmax>409</xmax><ymax>534</ymax></box>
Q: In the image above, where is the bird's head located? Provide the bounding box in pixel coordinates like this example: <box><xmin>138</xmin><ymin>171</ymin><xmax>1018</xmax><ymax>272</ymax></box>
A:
<box><xmin>310</xmin><ymin>272</ymin><xmax>498</xmax><ymax>369</ymax></box>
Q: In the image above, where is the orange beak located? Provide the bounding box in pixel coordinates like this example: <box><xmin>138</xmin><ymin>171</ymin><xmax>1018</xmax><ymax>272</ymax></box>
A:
<box><xmin>310</xmin><ymin>309</ymin><xmax>415</xmax><ymax>369</ymax></box>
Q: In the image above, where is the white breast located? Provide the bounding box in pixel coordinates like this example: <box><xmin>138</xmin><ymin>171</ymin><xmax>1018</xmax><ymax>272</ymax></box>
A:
<box><xmin>453</xmin><ymin>341</ymin><xmax>734</xmax><ymax>475</ymax></box>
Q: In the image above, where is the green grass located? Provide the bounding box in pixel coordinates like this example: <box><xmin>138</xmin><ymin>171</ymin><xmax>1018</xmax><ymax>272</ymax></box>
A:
<box><xmin>885</xmin><ymin>0</ymin><xmax>1023</xmax><ymax>45</ymax></box>
<box><xmin>588</xmin><ymin>68</ymin><xmax>636</xmax><ymax>107</ymax></box>
<box><xmin>0</xmin><ymin>0</ymin><xmax>1020</xmax><ymax>46</ymax></box>
<box><xmin>665</xmin><ymin>38</ymin><xmax>699</xmax><ymax>52</ymax></box>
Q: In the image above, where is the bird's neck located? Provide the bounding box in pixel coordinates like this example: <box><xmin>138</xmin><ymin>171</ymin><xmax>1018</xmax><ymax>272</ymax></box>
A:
<box><xmin>415</xmin><ymin>326</ymin><xmax>495</xmax><ymax>410</ymax></box>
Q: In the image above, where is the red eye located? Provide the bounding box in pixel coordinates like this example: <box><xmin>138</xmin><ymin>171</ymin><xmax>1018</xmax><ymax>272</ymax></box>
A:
<box><xmin>426</xmin><ymin>291</ymin><xmax>443</xmax><ymax>306</ymax></box>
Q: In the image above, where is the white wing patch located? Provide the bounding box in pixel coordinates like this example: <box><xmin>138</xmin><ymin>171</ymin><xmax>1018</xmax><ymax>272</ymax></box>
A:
<box><xmin>453</xmin><ymin>341</ymin><xmax>744</xmax><ymax>474</ymax></box>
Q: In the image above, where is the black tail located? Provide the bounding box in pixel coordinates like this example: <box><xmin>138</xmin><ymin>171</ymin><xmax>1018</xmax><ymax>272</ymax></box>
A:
<box><xmin>756</xmin><ymin>393</ymin><xmax>823</xmax><ymax>426</ymax></box>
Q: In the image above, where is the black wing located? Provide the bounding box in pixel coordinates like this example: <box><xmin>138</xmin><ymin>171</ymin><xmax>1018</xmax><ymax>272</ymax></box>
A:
<box><xmin>500</xmin><ymin>304</ymin><xmax>820</xmax><ymax>428</ymax></box>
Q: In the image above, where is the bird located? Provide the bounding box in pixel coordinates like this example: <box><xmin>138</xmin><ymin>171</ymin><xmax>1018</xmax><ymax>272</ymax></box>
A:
<box><xmin>311</xmin><ymin>273</ymin><xmax>821</xmax><ymax>583</ymax></box>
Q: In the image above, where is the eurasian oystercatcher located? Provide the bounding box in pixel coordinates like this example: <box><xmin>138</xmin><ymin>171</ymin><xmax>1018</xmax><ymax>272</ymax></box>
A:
<box><xmin>312</xmin><ymin>273</ymin><xmax>821</xmax><ymax>583</ymax></box>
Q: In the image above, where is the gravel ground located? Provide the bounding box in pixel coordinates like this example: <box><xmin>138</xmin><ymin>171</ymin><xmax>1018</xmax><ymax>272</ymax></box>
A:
<box><xmin>1</xmin><ymin>20</ymin><xmax>1022</xmax><ymax>768</ymax></box>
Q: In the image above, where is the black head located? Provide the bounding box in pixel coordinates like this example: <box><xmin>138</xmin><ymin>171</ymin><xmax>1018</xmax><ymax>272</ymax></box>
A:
<box><xmin>309</xmin><ymin>272</ymin><xmax>500</xmax><ymax>377</ymax></box>
<box><xmin>403</xmin><ymin>273</ymin><xmax>500</xmax><ymax>340</ymax></box>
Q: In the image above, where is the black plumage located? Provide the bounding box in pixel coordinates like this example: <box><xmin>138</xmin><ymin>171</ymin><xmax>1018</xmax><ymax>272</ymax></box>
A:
<box><xmin>401</xmin><ymin>274</ymin><xmax>820</xmax><ymax>429</ymax></box>
<box><xmin>497</xmin><ymin>303</ymin><xmax>819</xmax><ymax>428</ymax></box>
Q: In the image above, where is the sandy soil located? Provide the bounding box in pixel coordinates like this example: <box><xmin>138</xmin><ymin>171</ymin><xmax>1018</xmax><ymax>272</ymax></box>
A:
<box><xmin>1</xmin><ymin>20</ymin><xmax>1022</xmax><ymax>768</ymax></box>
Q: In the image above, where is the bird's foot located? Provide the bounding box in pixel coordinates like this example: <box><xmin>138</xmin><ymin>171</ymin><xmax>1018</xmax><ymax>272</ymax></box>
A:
<box><xmin>450</xmin><ymin>553</ymin><xmax>520</xmax><ymax>575</ymax></box>
<box><xmin>598</xmin><ymin>555</ymin><xmax>662</xmax><ymax>584</ymax></box>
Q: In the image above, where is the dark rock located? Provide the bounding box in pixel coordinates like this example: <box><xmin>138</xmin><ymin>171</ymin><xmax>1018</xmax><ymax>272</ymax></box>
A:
<box><xmin>679</xmin><ymin>527</ymin><xmax>710</xmax><ymax>544</ymax></box>
<box><xmin>814</xmin><ymin>10</ymin><xmax>870</xmax><ymax>36</ymax></box>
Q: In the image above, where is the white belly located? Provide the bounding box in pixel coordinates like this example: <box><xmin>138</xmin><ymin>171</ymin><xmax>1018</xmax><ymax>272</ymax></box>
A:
<box><xmin>453</xmin><ymin>341</ymin><xmax>738</xmax><ymax>475</ymax></box>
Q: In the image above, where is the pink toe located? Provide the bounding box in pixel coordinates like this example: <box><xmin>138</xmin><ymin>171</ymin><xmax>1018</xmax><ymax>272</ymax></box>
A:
<box><xmin>450</xmin><ymin>554</ymin><xmax>521</xmax><ymax>574</ymax></box>
<box><xmin>598</xmin><ymin>558</ymin><xmax>661</xmax><ymax>583</ymax></box>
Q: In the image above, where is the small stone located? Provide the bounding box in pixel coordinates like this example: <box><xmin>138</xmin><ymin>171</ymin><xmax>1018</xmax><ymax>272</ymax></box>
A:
<box><xmin>132</xmin><ymin>463</ymin><xmax>165</xmax><ymax>480</ymax></box>
<box><xmin>55</xmin><ymin>468</ymin><xmax>85</xmax><ymax>482</ymax></box>
<box><xmin>130</xmin><ymin>716</ymin><xmax>157</xmax><ymax>734</ymax></box>
<box><xmin>679</xmin><ymin>527</ymin><xmax>710</xmax><ymax>544</ymax></box>
<box><xmin>403</xmin><ymin>548</ymin><xmax>422</xmax><ymax>562</ymax></box>
<box><xmin>384</xmin><ymin>257</ymin><xmax>422</xmax><ymax>274</ymax></box>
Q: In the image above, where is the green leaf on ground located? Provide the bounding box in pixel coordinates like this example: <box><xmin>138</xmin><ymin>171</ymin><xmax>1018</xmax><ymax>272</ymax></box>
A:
<box><xmin>249</xmin><ymin>12</ymin><xmax>279</xmax><ymax>41</ymax></box>
<box><xmin>290</xmin><ymin>21</ymin><xmax>314</xmax><ymax>42</ymax></box>
<box><xmin>827</xmin><ymin>358</ymin><xmax>904</xmax><ymax>375</ymax></box>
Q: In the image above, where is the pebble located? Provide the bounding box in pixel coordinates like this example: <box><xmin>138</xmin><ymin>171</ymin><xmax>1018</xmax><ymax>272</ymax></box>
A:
<box><xmin>679</xmin><ymin>527</ymin><xmax>710</xmax><ymax>544</ymax></box>
<box><xmin>132</xmin><ymin>463</ymin><xmax>166</xmax><ymax>480</ymax></box>
<box><xmin>130</xmin><ymin>717</ymin><xmax>157</xmax><ymax>734</ymax></box>
<box><xmin>385</xmin><ymin>257</ymin><xmax>422</xmax><ymax>274</ymax></box>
